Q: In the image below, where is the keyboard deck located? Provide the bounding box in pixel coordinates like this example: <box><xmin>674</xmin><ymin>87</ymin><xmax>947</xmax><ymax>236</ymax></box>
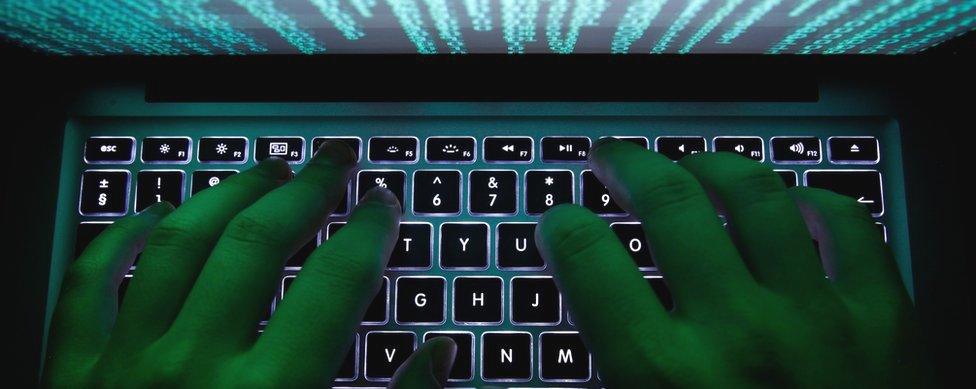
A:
<box><xmin>54</xmin><ymin>116</ymin><xmax>911</xmax><ymax>387</ymax></box>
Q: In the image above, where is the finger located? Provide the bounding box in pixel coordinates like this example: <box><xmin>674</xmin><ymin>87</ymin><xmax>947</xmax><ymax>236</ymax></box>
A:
<box><xmin>536</xmin><ymin>204</ymin><xmax>671</xmax><ymax>384</ymax></box>
<box><xmin>170</xmin><ymin>140</ymin><xmax>356</xmax><ymax>348</ymax></box>
<box><xmin>252</xmin><ymin>187</ymin><xmax>400</xmax><ymax>384</ymax></box>
<box><xmin>679</xmin><ymin>153</ymin><xmax>828</xmax><ymax>296</ymax></box>
<box><xmin>389</xmin><ymin>337</ymin><xmax>457</xmax><ymax>389</ymax></box>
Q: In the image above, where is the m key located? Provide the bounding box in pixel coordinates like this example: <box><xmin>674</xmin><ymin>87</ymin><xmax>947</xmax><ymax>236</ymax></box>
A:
<box><xmin>365</xmin><ymin>331</ymin><xmax>415</xmax><ymax>381</ymax></box>
<box><xmin>540</xmin><ymin>332</ymin><xmax>591</xmax><ymax>382</ymax></box>
<box><xmin>413</xmin><ymin>170</ymin><xmax>461</xmax><ymax>215</ymax></box>
<box><xmin>511</xmin><ymin>277</ymin><xmax>561</xmax><ymax>325</ymax></box>
<box><xmin>453</xmin><ymin>276</ymin><xmax>503</xmax><ymax>324</ymax></box>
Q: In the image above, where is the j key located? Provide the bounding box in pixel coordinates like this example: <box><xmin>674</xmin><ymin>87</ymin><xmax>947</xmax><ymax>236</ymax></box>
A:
<box><xmin>440</xmin><ymin>222</ymin><xmax>489</xmax><ymax>269</ymax></box>
<box><xmin>453</xmin><ymin>277</ymin><xmax>503</xmax><ymax>324</ymax></box>
<box><xmin>771</xmin><ymin>136</ymin><xmax>822</xmax><ymax>163</ymax></box>
<box><xmin>364</xmin><ymin>277</ymin><xmax>389</xmax><ymax>324</ymax></box>
<box><xmin>285</xmin><ymin>237</ymin><xmax>317</xmax><ymax>267</ymax></box>
<box><xmin>390</xmin><ymin>222</ymin><xmax>432</xmax><ymax>269</ymax></box>
<box><xmin>395</xmin><ymin>277</ymin><xmax>445</xmax><ymax>324</ymax></box>
<box><xmin>603</xmin><ymin>136</ymin><xmax>649</xmax><ymax>148</ymax></box>
<box><xmin>776</xmin><ymin>170</ymin><xmax>798</xmax><ymax>187</ymax></box>
<box><xmin>611</xmin><ymin>222</ymin><xmax>655</xmax><ymax>269</ymax></box>
<box><xmin>358</xmin><ymin>170</ymin><xmax>406</xmax><ymax>212</ymax></box>
<box><xmin>540</xmin><ymin>332</ymin><xmax>590</xmax><ymax>381</ymax></box>
<box><xmin>75</xmin><ymin>222</ymin><xmax>111</xmax><ymax>258</ymax></box>
<box><xmin>805</xmin><ymin>170</ymin><xmax>884</xmax><ymax>215</ymax></box>
<box><xmin>496</xmin><ymin>223</ymin><xmax>544</xmax><ymax>269</ymax></box>
<box><xmin>645</xmin><ymin>276</ymin><xmax>675</xmax><ymax>311</ymax></box>
<box><xmin>525</xmin><ymin>170</ymin><xmax>574</xmax><ymax>215</ymax></box>
<box><xmin>424</xmin><ymin>332</ymin><xmax>474</xmax><ymax>381</ymax></box>
<box><xmin>142</xmin><ymin>137</ymin><xmax>191</xmax><ymax>163</ymax></box>
<box><xmin>255</xmin><ymin>137</ymin><xmax>304</xmax><ymax>163</ymax></box>
<box><xmin>80</xmin><ymin>170</ymin><xmax>129</xmax><ymax>216</ymax></box>
<box><xmin>191</xmin><ymin>170</ymin><xmax>237</xmax><ymax>195</ymax></box>
<box><xmin>542</xmin><ymin>136</ymin><xmax>590</xmax><ymax>162</ymax></box>
<box><xmin>656</xmin><ymin>136</ymin><xmax>706</xmax><ymax>161</ymax></box>
<box><xmin>85</xmin><ymin>137</ymin><xmax>135</xmax><ymax>163</ymax></box>
<box><xmin>426</xmin><ymin>137</ymin><xmax>475</xmax><ymax>163</ymax></box>
<box><xmin>482</xmin><ymin>332</ymin><xmax>532</xmax><ymax>381</ymax></box>
<box><xmin>581</xmin><ymin>170</ymin><xmax>625</xmax><ymax>215</ymax></box>
<box><xmin>368</xmin><ymin>136</ymin><xmax>417</xmax><ymax>163</ymax></box>
<box><xmin>713</xmin><ymin>136</ymin><xmax>764</xmax><ymax>161</ymax></box>
<box><xmin>199</xmin><ymin>137</ymin><xmax>247</xmax><ymax>163</ymax></box>
<box><xmin>365</xmin><ymin>332</ymin><xmax>415</xmax><ymax>381</ymax></box>
<box><xmin>312</xmin><ymin>137</ymin><xmax>362</xmax><ymax>161</ymax></box>
<box><xmin>136</xmin><ymin>171</ymin><xmax>184</xmax><ymax>212</ymax></box>
<box><xmin>511</xmin><ymin>277</ymin><xmax>561</xmax><ymax>325</ymax></box>
<box><xmin>336</xmin><ymin>335</ymin><xmax>359</xmax><ymax>381</ymax></box>
<box><xmin>469</xmin><ymin>170</ymin><xmax>517</xmax><ymax>215</ymax></box>
<box><xmin>484</xmin><ymin>136</ymin><xmax>533</xmax><ymax>163</ymax></box>
<box><xmin>413</xmin><ymin>170</ymin><xmax>461</xmax><ymax>215</ymax></box>
<box><xmin>829</xmin><ymin>136</ymin><xmax>879</xmax><ymax>164</ymax></box>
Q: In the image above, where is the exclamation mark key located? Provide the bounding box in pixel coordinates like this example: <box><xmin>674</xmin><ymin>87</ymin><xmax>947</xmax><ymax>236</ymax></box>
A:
<box><xmin>136</xmin><ymin>170</ymin><xmax>185</xmax><ymax>211</ymax></box>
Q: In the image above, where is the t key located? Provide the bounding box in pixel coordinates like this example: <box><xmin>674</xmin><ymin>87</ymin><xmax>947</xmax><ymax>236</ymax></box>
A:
<box><xmin>395</xmin><ymin>276</ymin><xmax>446</xmax><ymax>325</ymax></box>
<box><xmin>440</xmin><ymin>222</ymin><xmax>489</xmax><ymax>269</ymax></box>
<box><xmin>525</xmin><ymin>170</ymin><xmax>573</xmax><ymax>215</ymax></box>
<box><xmin>136</xmin><ymin>170</ymin><xmax>185</xmax><ymax>211</ymax></box>
<box><xmin>365</xmin><ymin>331</ymin><xmax>416</xmax><ymax>381</ymax></box>
<box><xmin>413</xmin><ymin>170</ymin><xmax>461</xmax><ymax>215</ymax></box>
<box><xmin>453</xmin><ymin>276</ymin><xmax>503</xmax><ymax>324</ymax></box>
<box><xmin>469</xmin><ymin>170</ymin><xmax>517</xmax><ymax>215</ymax></box>
<box><xmin>80</xmin><ymin>170</ymin><xmax>129</xmax><ymax>216</ymax></box>
<box><xmin>389</xmin><ymin>222</ymin><xmax>432</xmax><ymax>270</ymax></box>
<box><xmin>511</xmin><ymin>277</ymin><xmax>561</xmax><ymax>325</ymax></box>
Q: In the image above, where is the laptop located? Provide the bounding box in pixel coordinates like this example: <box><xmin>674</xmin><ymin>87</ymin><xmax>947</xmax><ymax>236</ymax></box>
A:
<box><xmin>3</xmin><ymin>1</ymin><xmax>972</xmax><ymax>386</ymax></box>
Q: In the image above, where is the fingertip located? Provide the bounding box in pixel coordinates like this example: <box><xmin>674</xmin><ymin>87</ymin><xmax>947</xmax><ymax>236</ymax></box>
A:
<box><xmin>311</xmin><ymin>139</ymin><xmax>356</xmax><ymax>167</ymax></box>
<box><xmin>359</xmin><ymin>186</ymin><xmax>402</xmax><ymax>213</ymax></box>
<box><xmin>536</xmin><ymin>204</ymin><xmax>604</xmax><ymax>258</ymax></box>
<box><xmin>255</xmin><ymin>157</ymin><xmax>292</xmax><ymax>182</ymax></box>
<box><xmin>425</xmin><ymin>337</ymin><xmax>458</xmax><ymax>383</ymax></box>
<box><xmin>139</xmin><ymin>201</ymin><xmax>175</xmax><ymax>218</ymax></box>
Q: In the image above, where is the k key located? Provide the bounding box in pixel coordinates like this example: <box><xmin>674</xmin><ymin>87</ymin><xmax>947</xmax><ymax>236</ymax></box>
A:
<box><xmin>612</xmin><ymin>222</ymin><xmax>655</xmax><ymax>269</ymax></box>
<box><xmin>482</xmin><ymin>332</ymin><xmax>532</xmax><ymax>381</ymax></box>
<box><xmin>389</xmin><ymin>222</ymin><xmax>432</xmax><ymax>270</ymax></box>
<box><xmin>426</xmin><ymin>137</ymin><xmax>475</xmax><ymax>163</ymax></box>
<box><xmin>511</xmin><ymin>277</ymin><xmax>560</xmax><ymax>325</ymax></box>
<box><xmin>582</xmin><ymin>170</ymin><xmax>625</xmax><ymax>215</ymax></box>
<box><xmin>496</xmin><ymin>223</ymin><xmax>544</xmax><ymax>269</ymax></box>
<box><xmin>453</xmin><ymin>276</ymin><xmax>503</xmax><ymax>324</ymax></box>
<box><xmin>395</xmin><ymin>277</ymin><xmax>446</xmax><ymax>325</ymax></box>
<box><xmin>136</xmin><ymin>170</ymin><xmax>184</xmax><ymax>211</ymax></box>
<box><xmin>440</xmin><ymin>222</ymin><xmax>489</xmax><ymax>269</ymax></box>
<box><xmin>358</xmin><ymin>170</ymin><xmax>406</xmax><ymax>212</ymax></box>
<box><xmin>540</xmin><ymin>332</ymin><xmax>590</xmax><ymax>382</ymax></box>
<box><xmin>525</xmin><ymin>170</ymin><xmax>573</xmax><ymax>215</ymax></box>
<box><xmin>413</xmin><ymin>170</ymin><xmax>461</xmax><ymax>215</ymax></box>
<box><xmin>469</xmin><ymin>170</ymin><xmax>517</xmax><ymax>215</ymax></box>
<box><xmin>365</xmin><ymin>331</ymin><xmax>416</xmax><ymax>381</ymax></box>
<box><xmin>80</xmin><ymin>170</ymin><xmax>129</xmax><ymax>216</ymax></box>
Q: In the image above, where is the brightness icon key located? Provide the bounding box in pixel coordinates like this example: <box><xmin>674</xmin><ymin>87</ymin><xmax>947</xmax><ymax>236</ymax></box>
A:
<box><xmin>199</xmin><ymin>137</ymin><xmax>247</xmax><ymax>163</ymax></box>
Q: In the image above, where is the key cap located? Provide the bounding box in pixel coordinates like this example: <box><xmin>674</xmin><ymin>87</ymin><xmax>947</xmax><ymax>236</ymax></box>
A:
<box><xmin>453</xmin><ymin>276</ymin><xmax>503</xmax><ymax>324</ymax></box>
<box><xmin>645</xmin><ymin>275</ymin><xmax>674</xmax><ymax>311</ymax></box>
<box><xmin>413</xmin><ymin>170</ymin><xmax>461</xmax><ymax>215</ymax></box>
<box><xmin>440</xmin><ymin>222</ymin><xmax>489</xmax><ymax>269</ymax></box>
<box><xmin>390</xmin><ymin>222</ymin><xmax>432</xmax><ymax>270</ymax></box>
<box><xmin>539</xmin><ymin>332</ymin><xmax>590</xmax><ymax>382</ymax></box>
<box><xmin>581</xmin><ymin>170</ymin><xmax>625</xmax><ymax>215</ymax></box>
<box><xmin>255</xmin><ymin>136</ymin><xmax>304</xmax><ymax>163</ymax></box>
<box><xmin>135</xmin><ymin>170</ymin><xmax>184</xmax><ymax>211</ymax></box>
<box><xmin>424</xmin><ymin>332</ymin><xmax>474</xmax><ymax>381</ymax></box>
<box><xmin>496</xmin><ymin>222</ymin><xmax>544</xmax><ymax>269</ymax></box>
<box><xmin>334</xmin><ymin>183</ymin><xmax>350</xmax><ymax>215</ymax></box>
<box><xmin>395</xmin><ymin>277</ymin><xmax>446</xmax><ymax>325</ymax></box>
<box><xmin>656</xmin><ymin>136</ymin><xmax>706</xmax><ymax>161</ymax></box>
<box><xmin>829</xmin><ymin>136</ymin><xmax>879</xmax><ymax>164</ymax></box>
<box><xmin>75</xmin><ymin>221</ymin><xmax>111</xmax><ymax>258</ymax></box>
<box><xmin>80</xmin><ymin>170</ymin><xmax>129</xmax><ymax>216</ymax></box>
<box><xmin>481</xmin><ymin>332</ymin><xmax>532</xmax><ymax>381</ymax></box>
<box><xmin>611</xmin><ymin>222</ymin><xmax>655</xmax><ymax>269</ymax></box>
<box><xmin>541</xmin><ymin>136</ymin><xmax>590</xmax><ymax>162</ymax></box>
<box><xmin>602</xmin><ymin>136</ymin><xmax>649</xmax><ymax>148</ymax></box>
<box><xmin>199</xmin><ymin>137</ymin><xmax>247</xmax><ymax>163</ymax></box>
<box><xmin>85</xmin><ymin>137</ymin><xmax>135</xmax><ymax>164</ymax></box>
<box><xmin>483</xmin><ymin>136</ymin><xmax>533</xmax><ymax>163</ymax></box>
<box><xmin>312</xmin><ymin>136</ymin><xmax>362</xmax><ymax>161</ymax></box>
<box><xmin>426</xmin><ymin>136</ymin><xmax>475</xmax><ymax>163</ymax></box>
<box><xmin>285</xmin><ymin>236</ymin><xmax>317</xmax><ymax>267</ymax></box>
<box><xmin>525</xmin><ymin>170</ymin><xmax>574</xmax><ymax>215</ymax></box>
<box><xmin>191</xmin><ymin>170</ymin><xmax>238</xmax><ymax>195</ymax></box>
<box><xmin>876</xmin><ymin>222</ymin><xmax>888</xmax><ymax>242</ymax></box>
<box><xmin>771</xmin><ymin>136</ymin><xmax>822</xmax><ymax>163</ymax></box>
<box><xmin>118</xmin><ymin>274</ymin><xmax>133</xmax><ymax>308</ymax></box>
<box><xmin>776</xmin><ymin>169</ymin><xmax>798</xmax><ymax>188</ymax></box>
<box><xmin>365</xmin><ymin>331</ymin><xmax>416</xmax><ymax>381</ymax></box>
<box><xmin>364</xmin><ymin>276</ymin><xmax>390</xmax><ymax>325</ymax></box>
<box><xmin>511</xmin><ymin>277</ymin><xmax>561</xmax><ymax>325</ymax></box>
<box><xmin>368</xmin><ymin>136</ymin><xmax>418</xmax><ymax>163</ymax></box>
<box><xmin>713</xmin><ymin>136</ymin><xmax>764</xmax><ymax>161</ymax></box>
<box><xmin>469</xmin><ymin>170</ymin><xmax>517</xmax><ymax>215</ymax></box>
<box><xmin>142</xmin><ymin>137</ymin><xmax>191</xmax><ymax>163</ymax></box>
<box><xmin>357</xmin><ymin>170</ymin><xmax>405</xmax><ymax>212</ymax></box>
<box><xmin>325</xmin><ymin>222</ymin><xmax>346</xmax><ymax>239</ymax></box>
<box><xmin>336</xmin><ymin>334</ymin><xmax>359</xmax><ymax>381</ymax></box>
<box><xmin>805</xmin><ymin>170</ymin><xmax>884</xmax><ymax>215</ymax></box>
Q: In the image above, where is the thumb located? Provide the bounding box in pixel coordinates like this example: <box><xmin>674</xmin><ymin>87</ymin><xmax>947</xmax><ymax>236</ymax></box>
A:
<box><xmin>388</xmin><ymin>337</ymin><xmax>457</xmax><ymax>389</ymax></box>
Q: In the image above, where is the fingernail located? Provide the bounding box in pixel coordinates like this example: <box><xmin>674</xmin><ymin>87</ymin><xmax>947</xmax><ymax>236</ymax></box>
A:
<box><xmin>591</xmin><ymin>136</ymin><xmax>618</xmax><ymax>152</ymax></box>
<box><xmin>426</xmin><ymin>337</ymin><xmax>458</xmax><ymax>383</ymax></box>
<box><xmin>255</xmin><ymin>157</ymin><xmax>292</xmax><ymax>181</ymax></box>
<box><xmin>140</xmin><ymin>201</ymin><xmax>174</xmax><ymax>218</ymax></box>
<box><xmin>361</xmin><ymin>186</ymin><xmax>401</xmax><ymax>210</ymax></box>
<box><xmin>312</xmin><ymin>140</ymin><xmax>356</xmax><ymax>166</ymax></box>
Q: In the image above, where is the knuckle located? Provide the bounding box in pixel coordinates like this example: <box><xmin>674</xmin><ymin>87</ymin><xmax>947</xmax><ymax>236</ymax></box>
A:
<box><xmin>547</xmin><ymin>217</ymin><xmax>613</xmax><ymax>263</ymax></box>
<box><xmin>144</xmin><ymin>218</ymin><xmax>211</xmax><ymax>253</ymax></box>
<box><xmin>306</xmin><ymin>248</ymin><xmax>383</xmax><ymax>287</ymax></box>
<box><xmin>223</xmin><ymin>211</ymin><xmax>284</xmax><ymax>248</ymax></box>
<box><xmin>721</xmin><ymin>166</ymin><xmax>789</xmax><ymax>210</ymax></box>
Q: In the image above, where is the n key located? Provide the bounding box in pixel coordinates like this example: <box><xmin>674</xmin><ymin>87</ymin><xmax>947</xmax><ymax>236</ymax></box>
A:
<box><xmin>540</xmin><ymin>332</ymin><xmax>590</xmax><ymax>382</ymax></box>
<box><xmin>469</xmin><ymin>170</ymin><xmax>517</xmax><ymax>215</ymax></box>
<box><xmin>482</xmin><ymin>332</ymin><xmax>532</xmax><ymax>381</ymax></box>
<box><xmin>440</xmin><ymin>222</ymin><xmax>489</xmax><ymax>269</ymax></box>
<box><xmin>511</xmin><ymin>277</ymin><xmax>560</xmax><ymax>325</ymax></box>
<box><xmin>365</xmin><ymin>331</ymin><xmax>416</xmax><ymax>381</ymax></box>
<box><xmin>413</xmin><ymin>170</ymin><xmax>461</xmax><ymax>215</ymax></box>
<box><xmin>80</xmin><ymin>170</ymin><xmax>129</xmax><ymax>216</ymax></box>
<box><xmin>453</xmin><ymin>276</ymin><xmax>503</xmax><ymax>324</ymax></box>
<box><xmin>136</xmin><ymin>170</ymin><xmax>184</xmax><ymax>211</ymax></box>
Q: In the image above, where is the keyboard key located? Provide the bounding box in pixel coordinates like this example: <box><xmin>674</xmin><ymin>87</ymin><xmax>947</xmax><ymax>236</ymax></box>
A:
<box><xmin>75</xmin><ymin>221</ymin><xmax>111</xmax><ymax>258</ymax></box>
<box><xmin>481</xmin><ymin>332</ymin><xmax>532</xmax><ymax>381</ymax></box>
<box><xmin>805</xmin><ymin>170</ymin><xmax>884</xmax><ymax>215</ymax></box>
<box><xmin>364</xmin><ymin>277</ymin><xmax>390</xmax><ymax>325</ymax></box>
<box><xmin>713</xmin><ymin>136</ymin><xmax>764</xmax><ymax>161</ymax></box>
<box><xmin>334</xmin><ymin>183</ymin><xmax>350</xmax><ymax>215</ymax></box>
<box><xmin>829</xmin><ymin>136</ymin><xmax>879</xmax><ymax>164</ymax></box>
<box><xmin>453</xmin><ymin>276</ymin><xmax>503</xmax><ymax>324</ymax></box>
<box><xmin>395</xmin><ymin>277</ymin><xmax>446</xmax><ymax>325</ymax></box>
<box><xmin>118</xmin><ymin>274</ymin><xmax>133</xmax><ymax>308</ymax></box>
<box><xmin>776</xmin><ymin>170</ymin><xmax>798</xmax><ymax>187</ymax></box>
<box><xmin>611</xmin><ymin>222</ymin><xmax>655</xmax><ymax>269</ymax></box>
<box><xmin>336</xmin><ymin>334</ymin><xmax>359</xmax><ymax>381</ymax></box>
<box><xmin>541</xmin><ymin>136</ymin><xmax>590</xmax><ymax>162</ymax></box>
<box><xmin>483</xmin><ymin>136</ymin><xmax>533</xmax><ymax>163</ymax></box>
<box><xmin>325</xmin><ymin>221</ymin><xmax>346</xmax><ymax>239</ymax></box>
<box><xmin>656</xmin><ymin>136</ymin><xmax>706</xmax><ymax>161</ymax></box>
<box><xmin>135</xmin><ymin>170</ymin><xmax>184</xmax><ymax>211</ymax></box>
<box><xmin>603</xmin><ymin>136</ymin><xmax>649</xmax><ymax>148</ymax></box>
<box><xmin>390</xmin><ymin>222</ymin><xmax>432</xmax><ymax>270</ymax></box>
<box><xmin>771</xmin><ymin>136</ymin><xmax>822</xmax><ymax>163</ymax></box>
<box><xmin>357</xmin><ymin>170</ymin><xmax>405</xmax><ymax>212</ymax></box>
<box><xmin>191</xmin><ymin>170</ymin><xmax>238</xmax><ymax>195</ymax></box>
<box><xmin>581</xmin><ymin>170</ymin><xmax>625</xmax><ymax>215</ymax></box>
<box><xmin>84</xmin><ymin>137</ymin><xmax>135</xmax><ymax>164</ymax></box>
<box><xmin>199</xmin><ymin>137</ymin><xmax>247</xmax><ymax>163</ymax></box>
<box><xmin>424</xmin><ymin>332</ymin><xmax>474</xmax><ymax>381</ymax></box>
<box><xmin>278</xmin><ymin>274</ymin><xmax>296</xmax><ymax>299</ymax></box>
<box><xmin>426</xmin><ymin>137</ymin><xmax>475</xmax><ymax>163</ymax></box>
<box><xmin>80</xmin><ymin>170</ymin><xmax>129</xmax><ymax>216</ymax></box>
<box><xmin>645</xmin><ymin>276</ymin><xmax>674</xmax><ymax>311</ymax></box>
<box><xmin>525</xmin><ymin>170</ymin><xmax>574</xmax><ymax>215</ymax></box>
<box><xmin>440</xmin><ymin>222</ymin><xmax>489</xmax><ymax>269</ymax></box>
<box><xmin>469</xmin><ymin>170</ymin><xmax>517</xmax><ymax>215</ymax></box>
<box><xmin>496</xmin><ymin>222</ymin><xmax>544</xmax><ymax>269</ymax></box>
<box><xmin>142</xmin><ymin>137</ymin><xmax>191</xmax><ymax>163</ymax></box>
<box><xmin>364</xmin><ymin>331</ymin><xmax>416</xmax><ymax>381</ymax></box>
<box><xmin>368</xmin><ymin>136</ymin><xmax>417</xmax><ymax>163</ymax></box>
<box><xmin>413</xmin><ymin>170</ymin><xmax>461</xmax><ymax>215</ymax></box>
<box><xmin>312</xmin><ymin>136</ymin><xmax>362</xmax><ymax>161</ymax></box>
<box><xmin>511</xmin><ymin>277</ymin><xmax>561</xmax><ymax>325</ymax></box>
<box><xmin>255</xmin><ymin>137</ymin><xmax>304</xmax><ymax>163</ymax></box>
<box><xmin>539</xmin><ymin>332</ymin><xmax>591</xmax><ymax>382</ymax></box>
<box><xmin>876</xmin><ymin>222</ymin><xmax>888</xmax><ymax>242</ymax></box>
<box><xmin>285</xmin><ymin>237</ymin><xmax>317</xmax><ymax>267</ymax></box>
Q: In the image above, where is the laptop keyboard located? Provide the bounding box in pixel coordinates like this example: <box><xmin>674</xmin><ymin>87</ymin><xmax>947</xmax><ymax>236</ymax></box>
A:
<box><xmin>67</xmin><ymin>123</ymin><xmax>898</xmax><ymax>386</ymax></box>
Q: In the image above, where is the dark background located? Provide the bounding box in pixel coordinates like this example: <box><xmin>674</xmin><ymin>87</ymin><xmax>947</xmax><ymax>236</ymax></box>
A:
<box><xmin>5</xmin><ymin>34</ymin><xmax>973</xmax><ymax>385</ymax></box>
